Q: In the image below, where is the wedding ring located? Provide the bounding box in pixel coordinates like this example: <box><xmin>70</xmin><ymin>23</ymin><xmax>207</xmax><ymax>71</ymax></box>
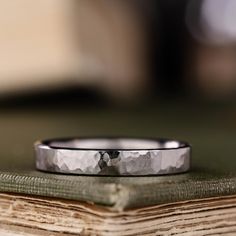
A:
<box><xmin>35</xmin><ymin>137</ymin><xmax>191</xmax><ymax>176</ymax></box>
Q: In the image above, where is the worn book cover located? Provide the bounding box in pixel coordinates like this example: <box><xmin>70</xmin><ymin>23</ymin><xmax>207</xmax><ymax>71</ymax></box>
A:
<box><xmin>0</xmin><ymin>104</ymin><xmax>235</xmax><ymax>234</ymax></box>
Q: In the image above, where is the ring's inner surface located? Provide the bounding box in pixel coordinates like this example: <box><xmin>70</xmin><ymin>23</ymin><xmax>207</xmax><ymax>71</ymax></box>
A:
<box><xmin>48</xmin><ymin>139</ymin><xmax>185</xmax><ymax>150</ymax></box>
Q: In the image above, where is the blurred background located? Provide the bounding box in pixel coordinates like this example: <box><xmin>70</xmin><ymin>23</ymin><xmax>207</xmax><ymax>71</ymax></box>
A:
<box><xmin>0</xmin><ymin>0</ymin><xmax>236</xmax><ymax>171</ymax></box>
<box><xmin>1</xmin><ymin>0</ymin><xmax>236</xmax><ymax>106</ymax></box>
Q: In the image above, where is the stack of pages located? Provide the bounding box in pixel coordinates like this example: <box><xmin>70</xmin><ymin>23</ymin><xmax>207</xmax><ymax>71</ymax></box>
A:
<box><xmin>1</xmin><ymin>192</ymin><xmax>236</xmax><ymax>235</ymax></box>
<box><xmin>0</xmin><ymin>106</ymin><xmax>236</xmax><ymax>235</ymax></box>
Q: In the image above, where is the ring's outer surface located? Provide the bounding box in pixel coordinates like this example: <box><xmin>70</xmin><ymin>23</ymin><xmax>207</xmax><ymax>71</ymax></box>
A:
<box><xmin>35</xmin><ymin>138</ymin><xmax>191</xmax><ymax>176</ymax></box>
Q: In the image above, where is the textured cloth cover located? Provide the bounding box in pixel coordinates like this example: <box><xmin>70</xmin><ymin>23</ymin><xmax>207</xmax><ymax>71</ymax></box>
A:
<box><xmin>0</xmin><ymin>104</ymin><xmax>235</xmax><ymax>210</ymax></box>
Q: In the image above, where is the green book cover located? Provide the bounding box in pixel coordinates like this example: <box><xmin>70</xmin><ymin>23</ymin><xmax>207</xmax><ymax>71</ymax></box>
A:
<box><xmin>0</xmin><ymin>104</ymin><xmax>235</xmax><ymax>210</ymax></box>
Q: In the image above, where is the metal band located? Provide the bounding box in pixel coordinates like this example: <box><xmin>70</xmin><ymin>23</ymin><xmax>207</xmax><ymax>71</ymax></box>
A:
<box><xmin>35</xmin><ymin>138</ymin><xmax>191</xmax><ymax>176</ymax></box>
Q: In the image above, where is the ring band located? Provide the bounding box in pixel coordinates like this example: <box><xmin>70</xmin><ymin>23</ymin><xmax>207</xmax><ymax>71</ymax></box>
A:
<box><xmin>35</xmin><ymin>138</ymin><xmax>191</xmax><ymax>176</ymax></box>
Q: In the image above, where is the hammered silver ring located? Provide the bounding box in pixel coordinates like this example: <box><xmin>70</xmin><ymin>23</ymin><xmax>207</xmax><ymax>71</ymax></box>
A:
<box><xmin>35</xmin><ymin>137</ymin><xmax>191</xmax><ymax>176</ymax></box>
